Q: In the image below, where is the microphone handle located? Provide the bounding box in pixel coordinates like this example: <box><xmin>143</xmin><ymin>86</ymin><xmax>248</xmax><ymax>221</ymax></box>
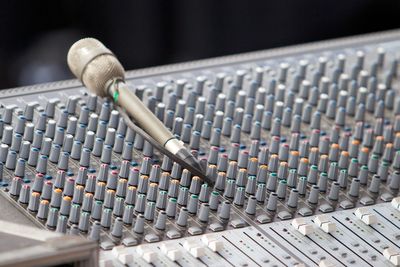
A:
<box><xmin>116</xmin><ymin>105</ymin><xmax>208</xmax><ymax>181</ymax></box>
<box><xmin>108</xmin><ymin>81</ymin><xmax>184</xmax><ymax>154</ymax></box>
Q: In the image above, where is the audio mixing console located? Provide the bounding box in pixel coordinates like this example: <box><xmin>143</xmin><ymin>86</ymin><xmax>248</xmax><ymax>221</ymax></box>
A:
<box><xmin>0</xmin><ymin>30</ymin><xmax>400</xmax><ymax>267</ymax></box>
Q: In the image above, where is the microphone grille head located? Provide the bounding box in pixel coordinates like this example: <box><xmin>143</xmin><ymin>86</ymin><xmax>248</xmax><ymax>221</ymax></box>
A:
<box><xmin>67</xmin><ymin>38</ymin><xmax>125</xmax><ymax>97</ymax></box>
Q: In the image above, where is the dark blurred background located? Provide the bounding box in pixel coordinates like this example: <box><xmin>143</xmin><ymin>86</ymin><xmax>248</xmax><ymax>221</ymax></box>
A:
<box><xmin>0</xmin><ymin>0</ymin><xmax>400</xmax><ymax>89</ymax></box>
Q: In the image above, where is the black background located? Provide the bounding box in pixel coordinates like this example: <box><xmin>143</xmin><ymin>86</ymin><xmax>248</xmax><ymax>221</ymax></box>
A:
<box><xmin>0</xmin><ymin>0</ymin><xmax>399</xmax><ymax>89</ymax></box>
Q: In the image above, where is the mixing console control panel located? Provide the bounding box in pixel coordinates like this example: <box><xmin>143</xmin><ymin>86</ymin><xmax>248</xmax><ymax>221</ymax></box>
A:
<box><xmin>1</xmin><ymin>30</ymin><xmax>400</xmax><ymax>266</ymax></box>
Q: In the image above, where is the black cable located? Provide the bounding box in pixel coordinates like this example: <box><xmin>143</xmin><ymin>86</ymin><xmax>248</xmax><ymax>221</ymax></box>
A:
<box><xmin>116</xmin><ymin>106</ymin><xmax>212</xmax><ymax>184</ymax></box>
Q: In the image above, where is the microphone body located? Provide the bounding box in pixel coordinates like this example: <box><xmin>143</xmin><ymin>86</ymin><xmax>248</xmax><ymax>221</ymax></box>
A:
<box><xmin>67</xmin><ymin>38</ymin><xmax>203</xmax><ymax>177</ymax></box>
<box><xmin>108</xmin><ymin>81</ymin><xmax>184</xmax><ymax>154</ymax></box>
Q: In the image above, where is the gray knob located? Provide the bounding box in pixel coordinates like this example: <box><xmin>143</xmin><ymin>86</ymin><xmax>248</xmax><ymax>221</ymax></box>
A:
<box><xmin>144</xmin><ymin>201</ymin><xmax>156</xmax><ymax>221</ymax></box>
<box><xmin>189</xmin><ymin>176</ymin><xmax>202</xmax><ymax>195</ymax></box>
<box><xmin>87</xmin><ymin>113</ymin><xmax>99</xmax><ymax>132</ymax></box>
<box><xmin>122</xmin><ymin>204</ymin><xmax>134</xmax><ymax>225</ymax></box>
<box><xmin>111</xmin><ymin>217</ymin><xmax>124</xmax><ymax>238</ymax></box>
<box><xmin>79</xmin><ymin>106</ymin><xmax>90</xmax><ymax>125</ymax></box>
<box><xmin>62</xmin><ymin>177</ymin><xmax>74</xmax><ymax>196</ymax></box>
<box><xmin>121</xmin><ymin>142</ymin><xmax>133</xmax><ymax>160</ymax></box>
<box><xmin>50</xmin><ymin>188</ymin><xmax>62</xmax><ymax>208</ymax></box>
<box><xmin>100</xmin><ymin>145</ymin><xmax>112</xmax><ymax>164</ymax></box>
<box><xmin>57</xmin><ymin>109</ymin><xmax>68</xmax><ymax>128</ymax></box>
<box><xmin>18</xmin><ymin>184</ymin><xmax>30</xmax><ymax>204</ymax></box>
<box><xmin>32</xmin><ymin>173</ymin><xmax>44</xmax><ymax>192</ymax></box>
<box><xmin>41</xmin><ymin>181</ymin><xmax>52</xmax><ymax>200</ymax></box>
<box><xmin>224</xmin><ymin>179</ymin><xmax>235</xmax><ymax>198</ymax></box>
<box><xmin>75</xmin><ymin>124</ymin><xmax>87</xmax><ymax>143</ymax></box>
<box><xmin>36</xmin><ymin>200</ymin><xmax>49</xmax><ymax>220</ymax></box>
<box><xmin>56</xmin><ymin>215</ymin><xmax>68</xmax><ymax>233</ymax></box>
<box><xmin>5</xmin><ymin>150</ymin><xmax>17</xmax><ymax>170</ymax></box>
<box><xmin>78</xmin><ymin>211</ymin><xmax>90</xmax><ymax>232</ymax></box>
<box><xmin>133</xmin><ymin>214</ymin><xmax>145</xmax><ymax>234</ymax></box>
<box><xmin>255</xmin><ymin>183</ymin><xmax>266</xmax><ymax>203</ymax></box>
<box><xmin>125</xmin><ymin>185</ymin><xmax>137</xmax><ymax>205</ymax></box>
<box><xmin>27</xmin><ymin>192</ymin><xmax>40</xmax><ymax>212</ymax></box>
<box><xmin>62</xmin><ymin>134</ymin><xmax>74</xmax><ymax>153</ymax></box>
<box><xmin>287</xmin><ymin>189</ymin><xmax>299</xmax><ymax>208</ymax></box>
<box><xmin>177</xmin><ymin>207</ymin><xmax>189</xmax><ymax>227</ymax></box>
<box><xmin>233</xmin><ymin>187</ymin><xmax>245</xmax><ymax>206</ymax></box>
<box><xmin>94</xmin><ymin>181</ymin><xmax>106</xmax><ymax>201</ymax></box>
<box><xmin>199</xmin><ymin>184</ymin><xmax>209</xmax><ymax>203</ymax></box>
<box><xmin>266</xmin><ymin>173</ymin><xmax>278</xmax><ymax>192</ymax></box>
<box><xmin>1</xmin><ymin>126</ymin><xmax>13</xmax><ymax>146</ymax></box>
<box><xmin>113</xmin><ymin>134</ymin><xmax>124</xmax><ymax>153</ymax></box>
<box><xmin>72</xmin><ymin>185</ymin><xmax>84</xmax><ymax>204</ymax></box>
<box><xmin>69</xmin><ymin>204</ymin><xmax>81</xmax><ymax>224</ymax></box>
<box><xmin>60</xmin><ymin>196</ymin><xmax>71</xmax><ymax>216</ymax></box>
<box><xmin>44</xmin><ymin>117</ymin><xmax>56</xmax><ymax>139</ymax></box>
<box><xmin>168</xmin><ymin>179</ymin><xmax>179</xmax><ymax>198</ymax></box>
<box><xmin>218</xmin><ymin>200</ymin><xmax>231</xmax><ymax>220</ymax></box>
<box><xmin>10</xmin><ymin>133</ymin><xmax>22</xmax><ymax>152</ymax></box>
<box><xmin>156</xmin><ymin>190</ymin><xmax>168</xmax><ymax>210</ymax></box>
<box><xmin>92</xmin><ymin>138</ymin><xmax>103</xmax><ymax>157</ymax></box>
<box><xmin>137</xmin><ymin>175</ymin><xmax>149</xmax><ymax>194</ymax></box>
<box><xmin>104</xmin><ymin>128</ymin><xmax>116</xmax><ymax>146</ymax></box>
<box><xmin>88</xmin><ymin>221</ymin><xmax>101</xmax><ymax>241</ymax></box>
<box><xmin>91</xmin><ymin>200</ymin><xmax>103</xmax><ymax>221</ymax></box>
<box><xmin>96</xmin><ymin>120</ymin><xmax>107</xmax><ymax>140</ymax></box>
<box><xmin>99</xmin><ymin>102</ymin><xmax>111</xmax><ymax>122</ymax></box>
<box><xmin>27</xmin><ymin>147</ymin><xmax>39</xmax><ymax>166</ymax></box>
<box><xmin>79</xmin><ymin>148</ymin><xmax>91</xmax><ymax>167</ymax></box>
<box><xmin>19</xmin><ymin>141</ymin><xmax>31</xmax><ymax>160</ymax></box>
<box><xmin>187</xmin><ymin>194</ymin><xmax>199</xmax><ymax>214</ymax></box>
<box><xmin>49</xmin><ymin>144</ymin><xmax>61</xmax><ymax>163</ymax></box>
<box><xmin>100</xmin><ymin>208</ymin><xmax>113</xmax><ymax>228</ymax></box>
<box><xmin>85</xmin><ymin>175</ymin><xmax>96</xmax><ymax>194</ymax></box>
<box><xmin>134</xmin><ymin>194</ymin><xmax>146</xmax><ymax>213</ymax></box>
<box><xmin>155</xmin><ymin>211</ymin><xmax>167</xmax><ymax>230</ymax></box>
<box><xmin>82</xmin><ymin>192</ymin><xmax>93</xmax><ymax>212</ymax></box>
<box><xmin>307</xmin><ymin>185</ymin><xmax>320</xmax><ymax>205</ymax></box>
<box><xmin>83</xmin><ymin>131</ymin><xmax>95</xmax><ymax>150</ymax></box>
<box><xmin>113</xmin><ymin>197</ymin><xmax>124</xmax><ymax>217</ymax></box>
<box><xmin>115</xmin><ymin>178</ymin><xmax>128</xmax><ymax>198</ymax></box>
<box><xmin>36</xmin><ymin>155</ymin><xmax>48</xmax><ymax>174</ymax></box>
<box><xmin>338</xmin><ymin>169</ymin><xmax>348</xmax><ymax>189</ymax></box>
<box><xmin>177</xmin><ymin>187</ymin><xmax>189</xmax><ymax>206</ymax></box>
<box><xmin>368</xmin><ymin>174</ymin><xmax>381</xmax><ymax>194</ymax></box>
<box><xmin>198</xmin><ymin>203</ymin><xmax>210</xmax><ymax>222</ymax></box>
<box><xmin>317</xmin><ymin>173</ymin><xmax>328</xmax><ymax>192</ymax></box>
<box><xmin>348</xmin><ymin>178</ymin><xmax>360</xmax><ymax>198</ymax></box>
<box><xmin>245</xmin><ymin>196</ymin><xmax>257</xmax><ymax>215</ymax></box>
<box><xmin>209</xmin><ymin>191</ymin><xmax>220</xmax><ymax>211</ymax></box>
<box><xmin>328</xmin><ymin>182</ymin><xmax>340</xmax><ymax>201</ymax></box>
<box><xmin>57</xmin><ymin>152</ymin><xmax>70</xmax><ymax>170</ymax></box>
<box><xmin>389</xmin><ymin>171</ymin><xmax>400</xmax><ymax>190</ymax></box>
<box><xmin>46</xmin><ymin>207</ymin><xmax>59</xmax><ymax>229</ymax></box>
<box><xmin>70</xmin><ymin>141</ymin><xmax>82</xmax><ymax>160</ymax></box>
<box><xmin>9</xmin><ymin>176</ymin><xmax>22</xmax><ymax>196</ymax></box>
<box><xmin>166</xmin><ymin>198</ymin><xmax>177</xmax><ymax>218</ymax></box>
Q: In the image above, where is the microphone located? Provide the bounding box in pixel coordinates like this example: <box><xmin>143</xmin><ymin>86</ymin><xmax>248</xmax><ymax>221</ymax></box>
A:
<box><xmin>67</xmin><ymin>38</ymin><xmax>204</xmax><ymax>178</ymax></box>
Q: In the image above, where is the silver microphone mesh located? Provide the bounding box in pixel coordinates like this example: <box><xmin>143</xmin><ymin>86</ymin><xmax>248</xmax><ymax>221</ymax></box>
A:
<box><xmin>67</xmin><ymin>38</ymin><xmax>125</xmax><ymax>97</ymax></box>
